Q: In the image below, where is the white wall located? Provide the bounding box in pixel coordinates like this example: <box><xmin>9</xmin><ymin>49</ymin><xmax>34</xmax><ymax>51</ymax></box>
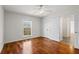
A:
<box><xmin>4</xmin><ymin>11</ymin><xmax>41</xmax><ymax>43</ymax></box>
<box><xmin>4</xmin><ymin>11</ymin><xmax>62</xmax><ymax>43</ymax></box>
<box><xmin>0</xmin><ymin>6</ymin><xmax>4</xmax><ymax>52</ymax></box>
<box><xmin>40</xmin><ymin>17</ymin><xmax>44</xmax><ymax>36</ymax></box>
<box><xmin>42</xmin><ymin>15</ymin><xmax>60</xmax><ymax>41</ymax></box>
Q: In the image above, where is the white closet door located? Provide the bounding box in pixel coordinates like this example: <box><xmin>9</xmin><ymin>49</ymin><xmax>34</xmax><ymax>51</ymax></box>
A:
<box><xmin>74</xmin><ymin>16</ymin><xmax>79</xmax><ymax>48</ymax></box>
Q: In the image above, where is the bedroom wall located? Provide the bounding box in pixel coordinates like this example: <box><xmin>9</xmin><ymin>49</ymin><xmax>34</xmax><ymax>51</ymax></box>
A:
<box><xmin>0</xmin><ymin>6</ymin><xmax>4</xmax><ymax>52</ymax></box>
<box><xmin>4</xmin><ymin>11</ymin><xmax>41</xmax><ymax>43</ymax></box>
<box><xmin>42</xmin><ymin>15</ymin><xmax>60</xmax><ymax>41</ymax></box>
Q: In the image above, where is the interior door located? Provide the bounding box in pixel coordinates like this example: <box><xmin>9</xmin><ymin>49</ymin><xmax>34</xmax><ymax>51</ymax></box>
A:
<box><xmin>60</xmin><ymin>16</ymin><xmax>75</xmax><ymax>46</ymax></box>
<box><xmin>74</xmin><ymin>16</ymin><xmax>79</xmax><ymax>48</ymax></box>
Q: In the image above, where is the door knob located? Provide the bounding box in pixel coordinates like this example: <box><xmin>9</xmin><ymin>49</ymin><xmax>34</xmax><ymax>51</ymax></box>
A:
<box><xmin>75</xmin><ymin>32</ymin><xmax>78</xmax><ymax>33</ymax></box>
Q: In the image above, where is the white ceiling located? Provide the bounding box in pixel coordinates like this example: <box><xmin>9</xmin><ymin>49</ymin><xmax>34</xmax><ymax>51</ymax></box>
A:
<box><xmin>3</xmin><ymin>5</ymin><xmax>79</xmax><ymax>17</ymax></box>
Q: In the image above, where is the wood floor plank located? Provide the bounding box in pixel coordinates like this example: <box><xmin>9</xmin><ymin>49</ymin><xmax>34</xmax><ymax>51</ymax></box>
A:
<box><xmin>1</xmin><ymin>37</ymin><xmax>79</xmax><ymax>54</ymax></box>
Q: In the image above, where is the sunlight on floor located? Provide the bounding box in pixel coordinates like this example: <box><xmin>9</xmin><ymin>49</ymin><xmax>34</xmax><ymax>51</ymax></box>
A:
<box><xmin>22</xmin><ymin>40</ymin><xmax>32</xmax><ymax>54</ymax></box>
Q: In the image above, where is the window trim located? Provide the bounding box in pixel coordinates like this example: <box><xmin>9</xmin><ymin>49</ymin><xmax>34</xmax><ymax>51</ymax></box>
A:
<box><xmin>23</xmin><ymin>21</ymin><xmax>32</xmax><ymax>37</ymax></box>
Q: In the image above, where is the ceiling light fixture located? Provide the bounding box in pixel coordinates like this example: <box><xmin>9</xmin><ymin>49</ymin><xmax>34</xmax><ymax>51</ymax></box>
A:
<box><xmin>37</xmin><ymin>5</ymin><xmax>49</xmax><ymax>14</ymax></box>
<box><xmin>32</xmin><ymin>5</ymin><xmax>51</xmax><ymax>17</ymax></box>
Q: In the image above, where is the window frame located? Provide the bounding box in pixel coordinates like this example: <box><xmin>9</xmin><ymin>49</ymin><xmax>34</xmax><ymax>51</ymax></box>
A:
<box><xmin>23</xmin><ymin>21</ymin><xmax>32</xmax><ymax>37</ymax></box>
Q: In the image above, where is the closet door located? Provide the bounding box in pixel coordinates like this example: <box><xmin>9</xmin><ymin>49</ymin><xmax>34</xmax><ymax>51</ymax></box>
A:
<box><xmin>74</xmin><ymin>16</ymin><xmax>79</xmax><ymax>48</ymax></box>
<box><xmin>60</xmin><ymin>16</ymin><xmax>75</xmax><ymax>45</ymax></box>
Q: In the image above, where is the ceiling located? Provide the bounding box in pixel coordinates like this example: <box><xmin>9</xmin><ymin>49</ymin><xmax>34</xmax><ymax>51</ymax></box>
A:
<box><xmin>3</xmin><ymin>5</ymin><xmax>79</xmax><ymax>17</ymax></box>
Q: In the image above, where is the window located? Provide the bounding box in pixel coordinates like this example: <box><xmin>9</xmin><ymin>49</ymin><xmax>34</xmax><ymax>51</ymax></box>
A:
<box><xmin>24</xmin><ymin>21</ymin><xmax>32</xmax><ymax>36</ymax></box>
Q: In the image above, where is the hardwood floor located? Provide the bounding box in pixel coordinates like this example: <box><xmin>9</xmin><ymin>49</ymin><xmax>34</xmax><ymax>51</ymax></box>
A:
<box><xmin>1</xmin><ymin>37</ymin><xmax>79</xmax><ymax>54</ymax></box>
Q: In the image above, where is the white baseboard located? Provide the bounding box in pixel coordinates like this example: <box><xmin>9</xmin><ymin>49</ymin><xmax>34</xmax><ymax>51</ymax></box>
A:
<box><xmin>42</xmin><ymin>35</ymin><xmax>60</xmax><ymax>42</ymax></box>
<box><xmin>4</xmin><ymin>36</ymin><xmax>41</xmax><ymax>44</ymax></box>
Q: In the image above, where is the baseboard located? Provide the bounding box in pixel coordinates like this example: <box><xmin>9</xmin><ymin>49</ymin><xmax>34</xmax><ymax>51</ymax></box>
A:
<box><xmin>4</xmin><ymin>36</ymin><xmax>59</xmax><ymax>44</ymax></box>
<box><xmin>42</xmin><ymin>36</ymin><xmax>60</xmax><ymax>42</ymax></box>
<box><xmin>4</xmin><ymin>36</ymin><xmax>42</xmax><ymax>44</ymax></box>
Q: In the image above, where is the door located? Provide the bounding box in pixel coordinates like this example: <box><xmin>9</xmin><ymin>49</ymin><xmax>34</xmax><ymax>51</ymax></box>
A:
<box><xmin>74</xmin><ymin>16</ymin><xmax>79</xmax><ymax>48</ymax></box>
<box><xmin>60</xmin><ymin>16</ymin><xmax>75</xmax><ymax>46</ymax></box>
